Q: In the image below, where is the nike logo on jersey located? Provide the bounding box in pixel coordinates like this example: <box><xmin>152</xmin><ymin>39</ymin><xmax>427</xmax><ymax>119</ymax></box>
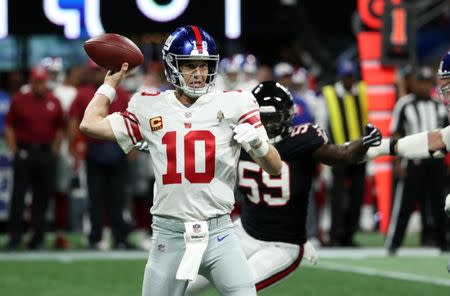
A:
<box><xmin>217</xmin><ymin>234</ymin><xmax>230</xmax><ymax>242</ymax></box>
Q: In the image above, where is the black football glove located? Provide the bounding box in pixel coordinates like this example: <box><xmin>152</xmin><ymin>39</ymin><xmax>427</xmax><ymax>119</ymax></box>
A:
<box><xmin>362</xmin><ymin>123</ymin><xmax>382</xmax><ymax>147</ymax></box>
<box><xmin>134</xmin><ymin>141</ymin><xmax>149</xmax><ymax>153</ymax></box>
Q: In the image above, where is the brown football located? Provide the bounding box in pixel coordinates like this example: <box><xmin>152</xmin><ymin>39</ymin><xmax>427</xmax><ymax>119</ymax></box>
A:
<box><xmin>84</xmin><ymin>33</ymin><xmax>144</xmax><ymax>71</ymax></box>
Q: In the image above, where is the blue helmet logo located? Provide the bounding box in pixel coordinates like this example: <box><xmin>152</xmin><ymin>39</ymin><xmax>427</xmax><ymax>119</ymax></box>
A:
<box><xmin>438</xmin><ymin>50</ymin><xmax>450</xmax><ymax>80</ymax></box>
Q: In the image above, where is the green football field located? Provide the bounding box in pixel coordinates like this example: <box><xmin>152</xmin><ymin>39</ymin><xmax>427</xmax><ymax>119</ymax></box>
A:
<box><xmin>1</xmin><ymin>250</ymin><xmax>449</xmax><ymax>296</ymax></box>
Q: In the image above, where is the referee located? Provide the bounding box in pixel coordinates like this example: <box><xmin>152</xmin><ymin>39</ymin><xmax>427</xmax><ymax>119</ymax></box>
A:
<box><xmin>386</xmin><ymin>66</ymin><xmax>448</xmax><ymax>254</ymax></box>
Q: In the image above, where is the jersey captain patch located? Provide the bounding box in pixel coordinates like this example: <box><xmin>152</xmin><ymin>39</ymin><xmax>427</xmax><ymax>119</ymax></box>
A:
<box><xmin>150</xmin><ymin>116</ymin><xmax>163</xmax><ymax>131</ymax></box>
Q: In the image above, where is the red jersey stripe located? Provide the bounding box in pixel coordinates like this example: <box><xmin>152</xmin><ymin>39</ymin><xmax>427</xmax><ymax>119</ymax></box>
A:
<box><xmin>189</xmin><ymin>26</ymin><xmax>203</xmax><ymax>53</ymax></box>
<box><xmin>238</xmin><ymin>109</ymin><xmax>259</xmax><ymax>123</ymax></box>
<box><xmin>124</xmin><ymin>110</ymin><xmax>140</xmax><ymax>124</ymax></box>
<box><xmin>243</xmin><ymin>114</ymin><xmax>261</xmax><ymax>125</ymax></box>
<box><xmin>255</xmin><ymin>245</ymin><xmax>304</xmax><ymax>291</ymax></box>
<box><xmin>120</xmin><ymin>111</ymin><xmax>143</xmax><ymax>144</ymax></box>
<box><xmin>254</xmin><ymin>122</ymin><xmax>263</xmax><ymax>128</ymax></box>
<box><xmin>122</xmin><ymin>116</ymin><xmax>136</xmax><ymax>145</ymax></box>
<box><xmin>129</xmin><ymin>120</ymin><xmax>143</xmax><ymax>142</ymax></box>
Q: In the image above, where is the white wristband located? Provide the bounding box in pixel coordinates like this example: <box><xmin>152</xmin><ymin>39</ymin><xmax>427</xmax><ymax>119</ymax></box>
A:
<box><xmin>252</xmin><ymin>141</ymin><xmax>269</xmax><ymax>158</ymax></box>
<box><xmin>95</xmin><ymin>84</ymin><xmax>116</xmax><ymax>103</ymax></box>
<box><xmin>397</xmin><ymin>132</ymin><xmax>429</xmax><ymax>159</ymax></box>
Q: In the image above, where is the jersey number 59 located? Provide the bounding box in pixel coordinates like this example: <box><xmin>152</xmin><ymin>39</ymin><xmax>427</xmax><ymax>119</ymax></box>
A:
<box><xmin>238</xmin><ymin>161</ymin><xmax>291</xmax><ymax>206</ymax></box>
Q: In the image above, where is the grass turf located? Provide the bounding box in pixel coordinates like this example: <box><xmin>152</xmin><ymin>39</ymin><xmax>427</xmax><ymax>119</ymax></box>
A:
<box><xmin>0</xmin><ymin>256</ymin><xmax>449</xmax><ymax>296</ymax></box>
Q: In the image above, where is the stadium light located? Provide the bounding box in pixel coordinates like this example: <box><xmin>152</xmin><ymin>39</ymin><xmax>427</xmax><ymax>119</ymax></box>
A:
<box><xmin>136</xmin><ymin>0</ymin><xmax>189</xmax><ymax>22</ymax></box>
<box><xmin>44</xmin><ymin>0</ymin><xmax>105</xmax><ymax>39</ymax></box>
<box><xmin>0</xmin><ymin>0</ymin><xmax>8</xmax><ymax>39</ymax></box>
<box><xmin>225</xmin><ymin>0</ymin><xmax>241</xmax><ymax>39</ymax></box>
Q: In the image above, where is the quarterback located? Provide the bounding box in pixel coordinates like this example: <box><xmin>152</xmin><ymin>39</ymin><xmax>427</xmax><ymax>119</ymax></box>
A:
<box><xmin>79</xmin><ymin>26</ymin><xmax>281</xmax><ymax>296</ymax></box>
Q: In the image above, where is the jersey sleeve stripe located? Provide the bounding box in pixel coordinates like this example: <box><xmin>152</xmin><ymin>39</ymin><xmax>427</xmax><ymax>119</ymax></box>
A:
<box><xmin>125</xmin><ymin>110</ymin><xmax>140</xmax><ymax>124</ymax></box>
<box><xmin>122</xmin><ymin>116</ymin><xmax>136</xmax><ymax>145</ymax></box>
<box><xmin>238</xmin><ymin>109</ymin><xmax>259</xmax><ymax>123</ymax></box>
<box><xmin>254</xmin><ymin>122</ymin><xmax>263</xmax><ymax>128</ymax></box>
<box><xmin>120</xmin><ymin>111</ymin><xmax>143</xmax><ymax>144</ymax></box>
<box><xmin>242</xmin><ymin>114</ymin><xmax>261</xmax><ymax>125</ymax></box>
<box><xmin>129</xmin><ymin>119</ymin><xmax>143</xmax><ymax>142</ymax></box>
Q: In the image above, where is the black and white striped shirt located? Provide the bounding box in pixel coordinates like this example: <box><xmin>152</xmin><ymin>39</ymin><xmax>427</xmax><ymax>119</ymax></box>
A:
<box><xmin>390</xmin><ymin>94</ymin><xmax>448</xmax><ymax>136</ymax></box>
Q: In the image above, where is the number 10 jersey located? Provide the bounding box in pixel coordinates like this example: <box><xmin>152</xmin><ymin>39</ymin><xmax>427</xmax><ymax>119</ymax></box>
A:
<box><xmin>107</xmin><ymin>89</ymin><xmax>268</xmax><ymax>221</ymax></box>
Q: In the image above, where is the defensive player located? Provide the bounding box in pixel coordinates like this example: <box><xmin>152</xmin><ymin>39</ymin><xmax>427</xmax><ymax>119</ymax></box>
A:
<box><xmin>186</xmin><ymin>81</ymin><xmax>382</xmax><ymax>294</ymax></box>
<box><xmin>78</xmin><ymin>25</ymin><xmax>282</xmax><ymax>296</ymax></box>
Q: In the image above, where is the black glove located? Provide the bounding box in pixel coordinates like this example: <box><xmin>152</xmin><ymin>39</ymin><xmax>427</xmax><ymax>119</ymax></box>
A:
<box><xmin>362</xmin><ymin>123</ymin><xmax>382</xmax><ymax>147</ymax></box>
<box><xmin>134</xmin><ymin>141</ymin><xmax>149</xmax><ymax>153</ymax></box>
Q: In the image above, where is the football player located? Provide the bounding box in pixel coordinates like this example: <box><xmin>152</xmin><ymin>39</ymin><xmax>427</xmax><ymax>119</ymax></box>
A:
<box><xmin>186</xmin><ymin>80</ymin><xmax>382</xmax><ymax>294</ymax></box>
<box><xmin>78</xmin><ymin>25</ymin><xmax>282</xmax><ymax>296</ymax></box>
<box><xmin>365</xmin><ymin>49</ymin><xmax>450</xmax><ymax>218</ymax></box>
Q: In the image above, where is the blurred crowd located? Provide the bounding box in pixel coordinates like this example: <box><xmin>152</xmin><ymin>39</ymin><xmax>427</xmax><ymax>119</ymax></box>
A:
<box><xmin>0</xmin><ymin>51</ymin><xmax>449</xmax><ymax>252</ymax></box>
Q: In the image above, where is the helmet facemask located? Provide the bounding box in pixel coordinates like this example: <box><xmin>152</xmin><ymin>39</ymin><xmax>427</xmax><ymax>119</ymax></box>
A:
<box><xmin>260</xmin><ymin>106</ymin><xmax>294</xmax><ymax>141</ymax></box>
<box><xmin>164</xmin><ymin>53</ymin><xmax>219</xmax><ymax>98</ymax></box>
<box><xmin>438</xmin><ymin>80</ymin><xmax>450</xmax><ymax>113</ymax></box>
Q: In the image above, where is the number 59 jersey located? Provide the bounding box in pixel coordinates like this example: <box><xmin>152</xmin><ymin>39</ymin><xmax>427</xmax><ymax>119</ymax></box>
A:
<box><xmin>107</xmin><ymin>89</ymin><xmax>268</xmax><ymax>221</ymax></box>
<box><xmin>238</xmin><ymin>123</ymin><xmax>327</xmax><ymax>245</ymax></box>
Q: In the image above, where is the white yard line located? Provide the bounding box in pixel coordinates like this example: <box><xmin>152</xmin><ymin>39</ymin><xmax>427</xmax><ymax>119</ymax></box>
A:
<box><xmin>304</xmin><ymin>262</ymin><xmax>450</xmax><ymax>287</ymax></box>
<box><xmin>0</xmin><ymin>247</ymin><xmax>445</xmax><ymax>261</ymax></box>
<box><xmin>0</xmin><ymin>251</ymin><xmax>149</xmax><ymax>261</ymax></box>
<box><xmin>318</xmin><ymin>247</ymin><xmax>443</xmax><ymax>258</ymax></box>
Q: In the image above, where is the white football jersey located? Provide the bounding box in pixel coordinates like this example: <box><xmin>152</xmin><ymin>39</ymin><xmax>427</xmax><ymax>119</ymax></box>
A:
<box><xmin>108</xmin><ymin>89</ymin><xmax>268</xmax><ymax>221</ymax></box>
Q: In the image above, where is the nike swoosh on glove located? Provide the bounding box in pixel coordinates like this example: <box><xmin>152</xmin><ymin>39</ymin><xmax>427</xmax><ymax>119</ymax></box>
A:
<box><xmin>362</xmin><ymin>123</ymin><xmax>382</xmax><ymax>147</ymax></box>
<box><xmin>135</xmin><ymin>141</ymin><xmax>149</xmax><ymax>153</ymax></box>
<box><xmin>230</xmin><ymin>123</ymin><xmax>263</xmax><ymax>149</ymax></box>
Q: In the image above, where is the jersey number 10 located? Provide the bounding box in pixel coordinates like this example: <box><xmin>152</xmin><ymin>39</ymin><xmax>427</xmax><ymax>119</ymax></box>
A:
<box><xmin>162</xmin><ymin>130</ymin><xmax>215</xmax><ymax>184</ymax></box>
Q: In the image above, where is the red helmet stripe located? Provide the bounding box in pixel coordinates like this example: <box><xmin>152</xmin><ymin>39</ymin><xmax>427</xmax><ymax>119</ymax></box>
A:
<box><xmin>189</xmin><ymin>25</ymin><xmax>203</xmax><ymax>53</ymax></box>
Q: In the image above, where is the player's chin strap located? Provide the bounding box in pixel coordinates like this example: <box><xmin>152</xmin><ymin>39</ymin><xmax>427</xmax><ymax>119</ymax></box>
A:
<box><xmin>176</xmin><ymin>221</ymin><xmax>209</xmax><ymax>281</ymax></box>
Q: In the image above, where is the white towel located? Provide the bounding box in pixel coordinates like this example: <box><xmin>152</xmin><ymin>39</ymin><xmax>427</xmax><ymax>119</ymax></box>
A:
<box><xmin>176</xmin><ymin>221</ymin><xmax>209</xmax><ymax>281</ymax></box>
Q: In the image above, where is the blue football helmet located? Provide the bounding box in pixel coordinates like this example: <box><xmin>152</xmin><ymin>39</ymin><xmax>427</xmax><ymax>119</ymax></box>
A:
<box><xmin>437</xmin><ymin>50</ymin><xmax>450</xmax><ymax>111</ymax></box>
<box><xmin>162</xmin><ymin>25</ymin><xmax>219</xmax><ymax>98</ymax></box>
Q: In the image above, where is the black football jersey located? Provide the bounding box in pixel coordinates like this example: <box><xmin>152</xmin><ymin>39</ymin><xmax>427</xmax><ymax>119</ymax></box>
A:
<box><xmin>238</xmin><ymin>123</ymin><xmax>328</xmax><ymax>245</ymax></box>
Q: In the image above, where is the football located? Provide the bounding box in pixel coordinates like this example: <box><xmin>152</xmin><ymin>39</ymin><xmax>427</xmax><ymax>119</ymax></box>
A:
<box><xmin>84</xmin><ymin>33</ymin><xmax>144</xmax><ymax>72</ymax></box>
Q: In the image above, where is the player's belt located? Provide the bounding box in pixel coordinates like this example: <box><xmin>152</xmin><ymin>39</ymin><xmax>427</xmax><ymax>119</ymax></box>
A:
<box><xmin>152</xmin><ymin>215</ymin><xmax>231</xmax><ymax>233</ymax></box>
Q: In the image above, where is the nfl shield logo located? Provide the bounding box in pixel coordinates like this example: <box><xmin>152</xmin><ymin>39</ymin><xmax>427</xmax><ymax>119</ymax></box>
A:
<box><xmin>192</xmin><ymin>224</ymin><xmax>201</xmax><ymax>233</ymax></box>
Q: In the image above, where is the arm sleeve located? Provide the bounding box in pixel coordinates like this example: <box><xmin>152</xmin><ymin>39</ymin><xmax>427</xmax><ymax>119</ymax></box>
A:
<box><xmin>287</xmin><ymin>123</ymin><xmax>327</xmax><ymax>158</ymax></box>
<box><xmin>107</xmin><ymin>97</ymin><xmax>143</xmax><ymax>154</ymax></box>
<box><xmin>236</xmin><ymin>91</ymin><xmax>269</xmax><ymax>142</ymax></box>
